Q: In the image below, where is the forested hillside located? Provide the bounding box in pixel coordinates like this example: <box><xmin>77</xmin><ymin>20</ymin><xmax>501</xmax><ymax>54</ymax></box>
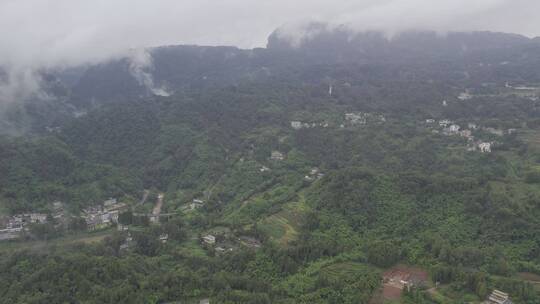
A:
<box><xmin>0</xmin><ymin>28</ymin><xmax>540</xmax><ymax>303</ymax></box>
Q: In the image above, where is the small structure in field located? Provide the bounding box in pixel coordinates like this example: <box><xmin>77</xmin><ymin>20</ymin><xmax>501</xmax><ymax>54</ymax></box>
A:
<box><xmin>479</xmin><ymin>142</ymin><xmax>492</xmax><ymax>153</ymax></box>
<box><xmin>159</xmin><ymin>234</ymin><xmax>169</xmax><ymax>243</ymax></box>
<box><xmin>381</xmin><ymin>266</ymin><xmax>428</xmax><ymax>300</ymax></box>
<box><xmin>202</xmin><ymin>234</ymin><xmax>216</xmax><ymax>244</ymax></box>
<box><xmin>270</xmin><ymin>151</ymin><xmax>285</xmax><ymax>161</ymax></box>
<box><xmin>239</xmin><ymin>236</ymin><xmax>262</xmax><ymax>249</ymax></box>
<box><xmin>439</xmin><ymin>119</ymin><xmax>453</xmax><ymax>127</ymax></box>
<box><xmin>458</xmin><ymin>91</ymin><xmax>472</xmax><ymax>100</ymax></box>
<box><xmin>484</xmin><ymin>289</ymin><xmax>513</xmax><ymax>304</ymax></box>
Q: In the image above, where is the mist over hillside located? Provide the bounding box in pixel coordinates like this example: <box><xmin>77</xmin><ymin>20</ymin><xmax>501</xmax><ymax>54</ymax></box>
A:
<box><xmin>1</xmin><ymin>26</ymin><xmax>540</xmax><ymax>135</ymax></box>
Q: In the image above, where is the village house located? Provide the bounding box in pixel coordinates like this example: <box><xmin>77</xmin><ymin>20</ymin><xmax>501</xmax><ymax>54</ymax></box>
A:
<box><xmin>159</xmin><ymin>234</ymin><xmax>169</xmax><ymax>243</ymax></box>
<box><xmin>290</xmin><ymin>121</ymin><xmax>303</xmax><ymax>130</ymax></box>
<box><xmin>83</xmin><ymin>204</ymin><xmax>121</xmax><ymax>231</ymax></box>
<box><xmin>259</xmin><ymin>166</ymin><xmax>270</xmax><ymax>173</ymax></box>
<box><xmin>443</xmin><ymin>124</ymin><xmax>461</xmax><ymax>135</ymax></box>
<box><xmin>448</xmin><ymin>124</ymin><xmax>460</xmax><ymax>133</ymax></box>
<box><xmin>484</xmin><ymin>289</ymin><xmax>512</xmax><ymax>304</ymax></box>
<box><xmin>468</xmin><ymin>123</ymin><xmax>478</xmax><ymax>129</ymax></box>
<box><xmin>305</xmin><ymin>167</ymin><xmax>324</xmax><ymax>181</ymax></box>
<box><xmin>202</xmin><ymin>234</ymin><xmax>216</xmax><ymax>244</ymax></box>
<box><xmin>425</xmin><ymin>119</ymin><xmax>435</xmax><ymax>124</ymax></box>
<box><xmin>270</xmin><ymin>151</ymin><xmax>285</xmax><ymax>161</ymax></box>
<box><xmin>290</xmin><ymin>121</ymin><xmax>328</xmax><ymax>130</ymax></box>
<box><xmin>479</xmin><ymin>142</ymin><xmax>492</xmax><ymax>153</ymax></box>
<box><xmin>345</xmin><ymin>113</ymin><xmax>367</xmax><ymax>125</ymax></box>
<box><xmin>104</xmin><ymin>198</ymin><xmax>117</xmax><ymax>207</ymax></box>
<box><xmin>439</xmin><ymin>119</ymin><xmax>453</xmax><ymax>127</ymax></box>
<box><xmin>460</xmin><ymin>129</ymin><xmax>472</xmax><ymax>138</ymax></box>
<box><xmin>0</xmin><ymin>211</ymin><xmax>52</xmax><ymax>241</ymax></box>
<box><xmin>28</xmin><ymin>213</ymin><xmax>48</xmax><ymax>224</ymax></box>
<box><xmin>239</xmin><ymin>236</ymin><xmax>262</xmax><ymax>249</ymax></box>
<box><xmin>215</xmin><ymin>246</ymin><xmax>234</xmax><ymax>254</ymax></box>
<box><xmin>458</xmin><ymin>91</ymin><xmax>472</xmax><ymax>100</ymax></box>
<box><xmin>181</xmin><ymin>199</ymin><xmax>204</xmax><ymax>212</ymax></box>
<box><xmin>51</xmin><ymin>202</ymin><xmax>68</xmax><ymax>228</ymax></box>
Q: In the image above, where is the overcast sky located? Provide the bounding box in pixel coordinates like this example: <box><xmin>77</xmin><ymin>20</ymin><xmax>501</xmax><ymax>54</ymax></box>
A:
<box><xmin>1</xmin><ymin>0</ymin><xmax>539</xmax><ymax>71</ymax></box>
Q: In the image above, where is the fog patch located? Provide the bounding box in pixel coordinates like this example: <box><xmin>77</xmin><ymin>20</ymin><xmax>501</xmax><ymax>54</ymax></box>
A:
<box><xmin>128</xmin><ymin>49</ymin><xmax>170</xmax><ymax>97</ymax></box>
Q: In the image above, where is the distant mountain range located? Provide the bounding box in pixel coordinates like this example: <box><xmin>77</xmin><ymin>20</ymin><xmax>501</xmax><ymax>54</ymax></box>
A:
<box><xmin>2</xmin><ymin>25</ymin><xmax>540</xmax><ymax>134</ymax></box>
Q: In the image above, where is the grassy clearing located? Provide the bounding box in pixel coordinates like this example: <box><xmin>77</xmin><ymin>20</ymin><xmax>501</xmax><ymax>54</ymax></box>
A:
<box><xmin>175</xmin><ymin>239</ymin><xmax>208</xmax><ymax>258</ymax></box>
<box><xmin>0</xmin><ymin>229</ymin><xmax>114</xmax><ymax>253</ymax></box>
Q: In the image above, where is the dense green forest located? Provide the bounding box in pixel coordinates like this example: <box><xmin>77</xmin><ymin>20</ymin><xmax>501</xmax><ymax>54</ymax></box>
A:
<box><xmin>1</xmin><ymin>29</ymin><xmax>540</xmax><ymax>303</ymax></box>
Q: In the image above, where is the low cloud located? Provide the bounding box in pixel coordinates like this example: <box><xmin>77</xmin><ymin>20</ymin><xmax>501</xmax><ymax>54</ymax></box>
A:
<box><xmin>0</xmin><ymin>0</ymin><xmax>539</xmax><ymax>105</ymax></box>
<box><xmin>128</xmin><ymin>49</ymin><xmax>170</xmax><ymax>97</ymax></box>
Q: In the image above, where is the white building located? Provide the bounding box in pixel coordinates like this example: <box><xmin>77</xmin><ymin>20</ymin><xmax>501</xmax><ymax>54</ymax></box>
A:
<box><xmin>259</xmin><ymin>166</ymin><xmax>270</xmax><ymax>172</ymax></box>
<box><xmin>448</xmin><ymin>124</ymin><xmax>461</xmax><ymax>133</ymax></box>
<box><xmin>104</xmin><ymin>198</ymin><xmax>117</xmax><ymax>207</ymax></box>
<box><xmin>345</xmin><ymin>113</ymin><xmax>367</xmax><ymax>125</ymax></box>
<box><xmin>486</xmin><ymin>289</ymin><xmax>512</xmax><ymax>304</ymax></box>
<box><xmin>159</xmin><ymin>234</ymin><xmax>169</xmax><ymax>243</ymax></box>
<box><xmin>29</xmin><ymin>213</ymin><xmax>48</xmax><ymax>224</ymax></box>
<box><xmin>458</xmin><ymin>92</ymin><xmax>472</xmax><ymax>100</ymax></box>
<box><xmin>439</xmin><ymin>119</ymin><xmax>453</xmax><ymax>127</ymax></box>
<box><xmin>479</xmin><ymin>142</ymin><xmax>492</xmax><ymax>153</ymax></box>
<box><xmin>202</xmin><ymin>235</ymin><xmax>216</xmax><ymax>244</ymax></box>
<box><xmin>271</xmin><ymin>151</ymin><xmax>284</xmax><ymax>161</ymax></box>
<box><xmin>290</xmin><ymin>121</ymin><xmax>303</xmax><ymax>130</ymax></box>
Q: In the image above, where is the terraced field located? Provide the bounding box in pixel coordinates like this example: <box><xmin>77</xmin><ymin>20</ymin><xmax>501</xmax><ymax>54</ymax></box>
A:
<box><xmin>321</xmin><ymin>261</ymin><xmax>371</xmax><ymax>278</ymax></box>
<box><xmin>258</xmin><ymin>198</ymin><xmax>309</xmax><ymax>246</ymax></box>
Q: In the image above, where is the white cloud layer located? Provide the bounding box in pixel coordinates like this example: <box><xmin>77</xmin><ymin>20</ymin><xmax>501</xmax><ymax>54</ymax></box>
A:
<box><xmin>1</xmin><ymin>0</ymin><xmax>539</xmax><ymax>68</ymax></box>
<box><xmin>0</xmin><ymin>0</ymin><xmax>539</xmax><ymax>104</ymax></box>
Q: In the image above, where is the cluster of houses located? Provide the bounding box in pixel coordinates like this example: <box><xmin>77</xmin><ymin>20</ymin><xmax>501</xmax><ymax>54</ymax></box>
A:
<box><xmin>425</xmin><ymin>119</ymin><xmax>511</xmax><ymax>153</ymax></box>
<box><xmin>304</xmin><ymin>167</ymin><xmax>324</xmax><ymax>182</ymax></box>
<box><xmin>201</xmin><ymin>234</ymin><xmax>233</xmax><ymax>254</ymax></box>
<box><xmin>82</xmin><ymin>198</ymin><xmax>128</xmax><ymax>231</ymax></box>
<box><xmin>290</xmin><ymin>121</ymin><xmax>330</xmax><ymax>130</ymax></box>
<box><xmin>181</xmin><ymin>199</ymin><xmax>205</xmax><ymax>212</ymax></box>
<box><xmin>290</xmin><ymin>112</ymin><xmax>386</xmax><ymax>131</ymax></box>
<box><xmin>458</xmin><ymin>91</ymin><xmax>473</xmax><ymax>101</ymax></box>
<box><xmin>0</xmin><ymin>201</ymin><xmax>72</xmax><ymax>241</ymax></box>
<box><xmin>201</xmin><ymin>233</ymin><xmax>261</xmax><ymax>254</ymax></box>
<box><xmin>343</xmin><ymin>112</ymin><xmax>386</xmax><ymax>127</ymax></box>
<box><xmin>0</xmin><ymin>213</ymin><xmax>48</xmax><ymax>240</ymax></box>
